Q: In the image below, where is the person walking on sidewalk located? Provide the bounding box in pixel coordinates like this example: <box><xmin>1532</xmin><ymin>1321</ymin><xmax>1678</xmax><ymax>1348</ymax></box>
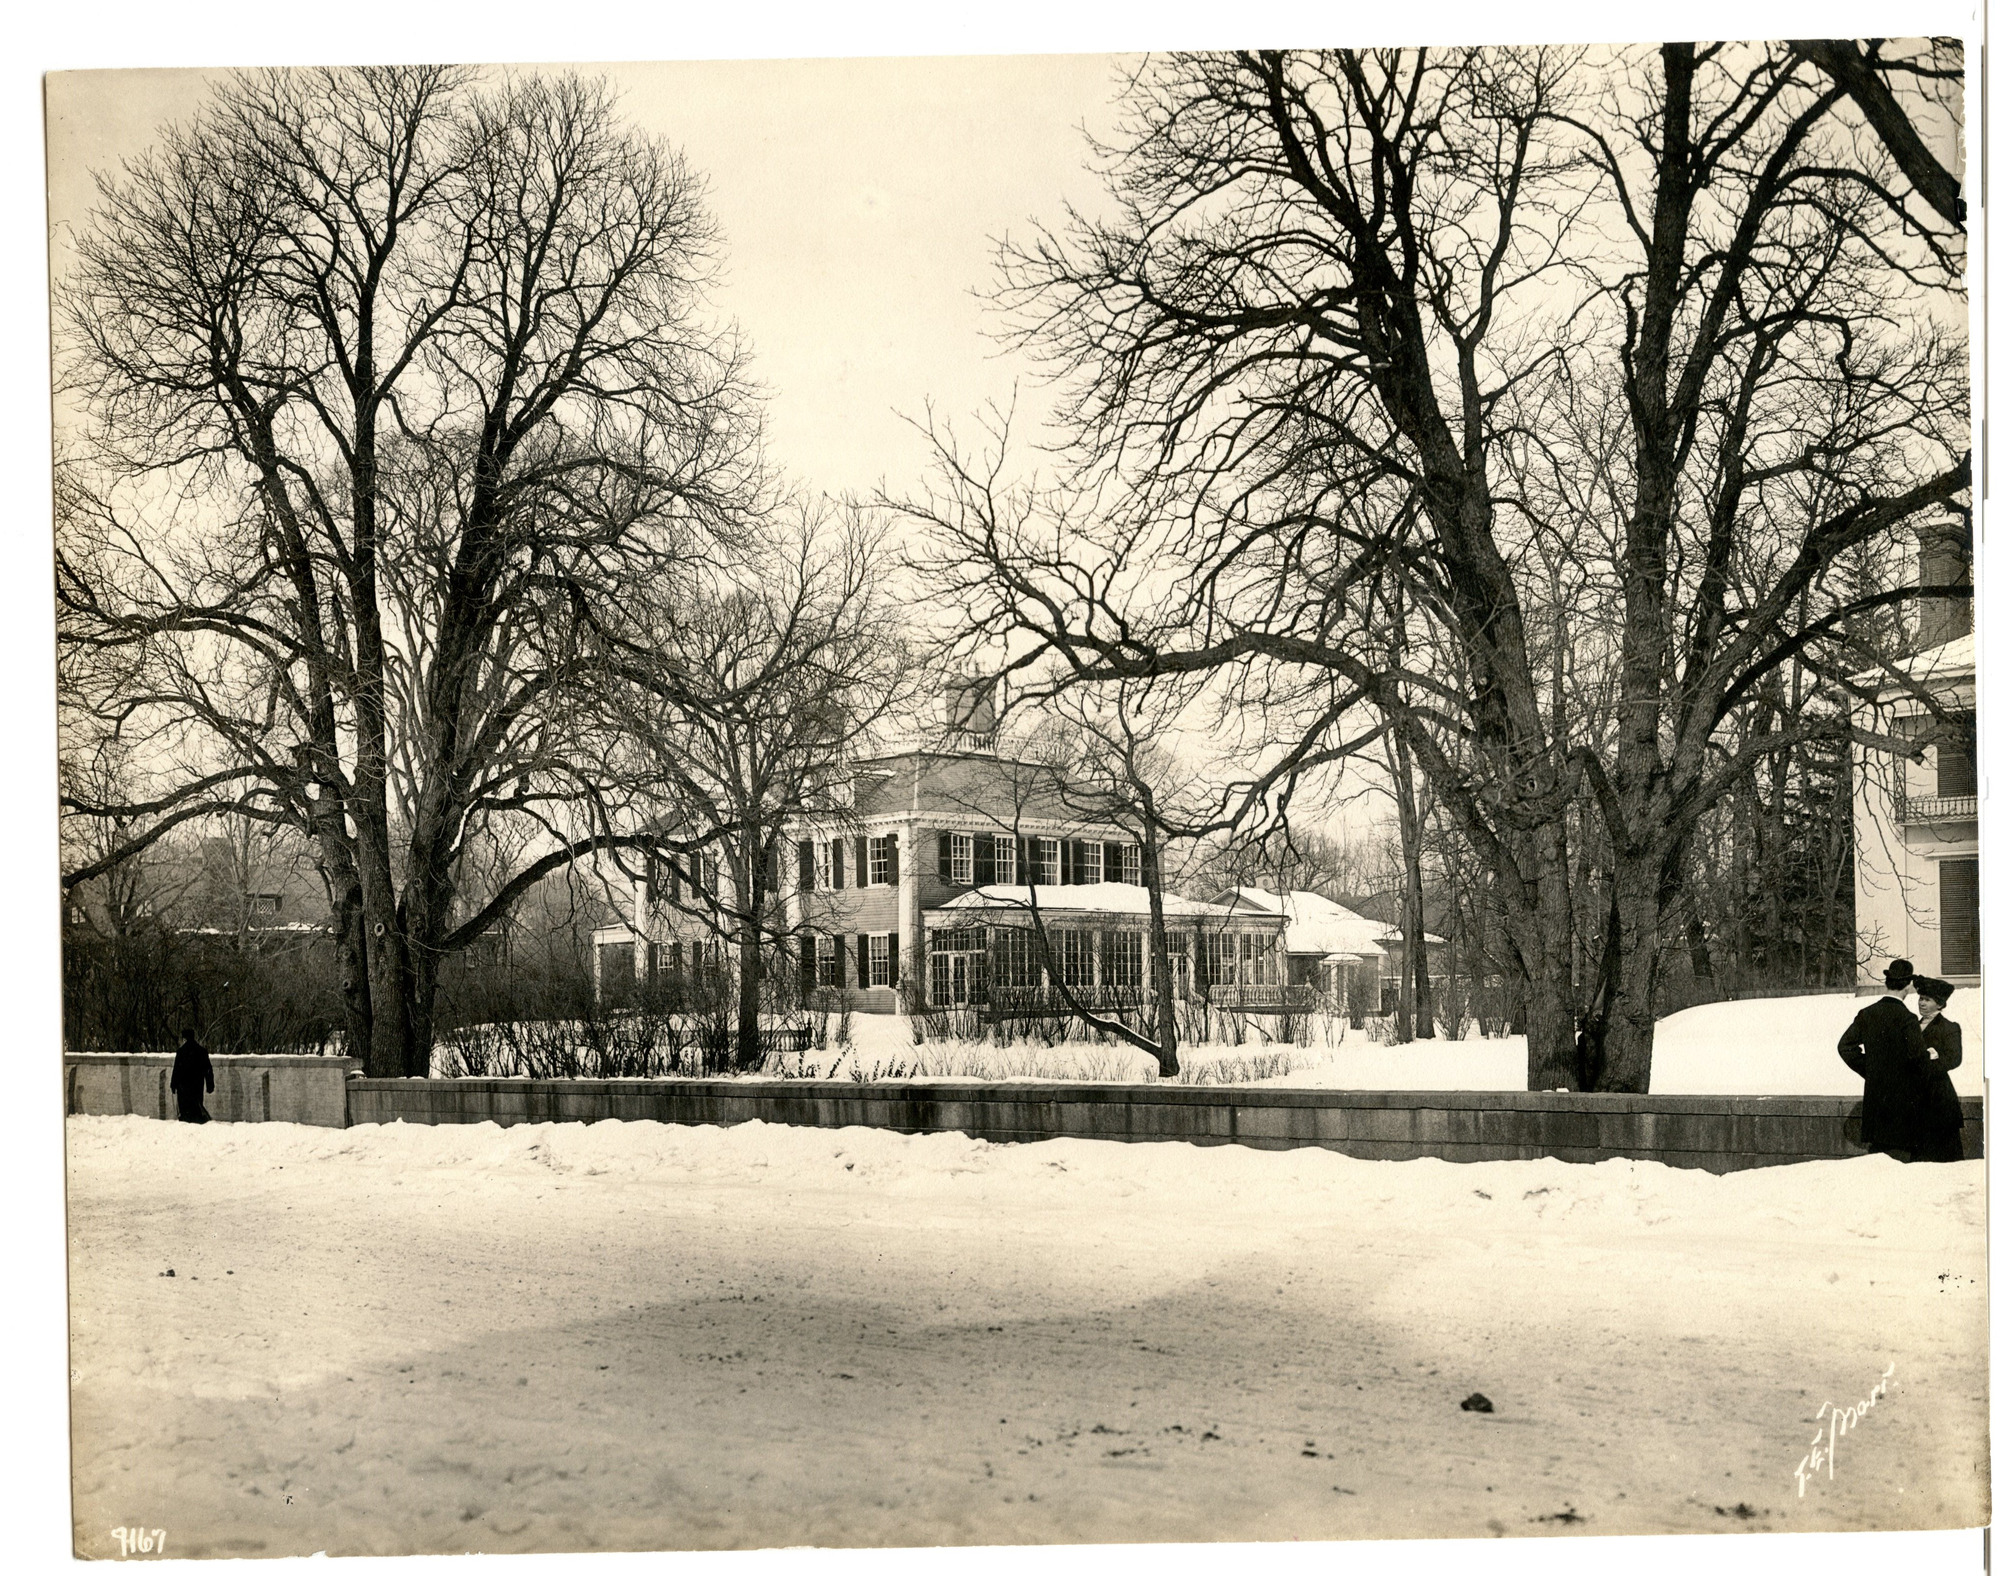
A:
<box><xmin>170</xmin><ymin>1029</ymin><xmax>213</xmax><ymax>1124</ymax></box>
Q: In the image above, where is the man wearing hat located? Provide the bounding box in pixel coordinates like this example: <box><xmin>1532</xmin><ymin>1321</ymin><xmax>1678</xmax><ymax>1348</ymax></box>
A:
<box><xmin>1836</xmin><ymin>960</ymin><xmax>1929</xmax><ymax>1160</ymax></box>
<box><xmin>1908</xmin><ymin>975</ymin><xmax>1966</xmax><ymax>1162</ymax></box>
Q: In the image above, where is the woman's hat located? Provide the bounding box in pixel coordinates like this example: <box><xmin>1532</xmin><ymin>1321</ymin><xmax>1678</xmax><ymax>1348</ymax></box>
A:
<box><xmin>1883</xmin><ymin>959</ymin><xmax>1915</xmax><ymax>989</ymax></box>
<box><xmin>1913</xmin><ymin>975</ymin><xmax>1955</xmax><ymax>1004</ymax></box>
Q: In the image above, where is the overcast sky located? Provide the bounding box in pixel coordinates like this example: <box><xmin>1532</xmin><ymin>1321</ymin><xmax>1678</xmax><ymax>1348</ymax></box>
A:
<box><xmin>46</xmin><ymin>56</ymin><xmax>1129</xmax><ymax>504</ymax></box>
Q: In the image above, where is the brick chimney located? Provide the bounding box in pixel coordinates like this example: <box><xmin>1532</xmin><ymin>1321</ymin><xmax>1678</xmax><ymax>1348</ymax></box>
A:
<box><xmin>1917</xmin><ymin>521</ymin><xmax>1972</xmax><ymax>649</ymax></box>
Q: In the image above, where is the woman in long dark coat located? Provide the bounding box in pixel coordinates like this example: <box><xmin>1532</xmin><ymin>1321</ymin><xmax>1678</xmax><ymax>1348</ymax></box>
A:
<box><xmin>1837</xmin><ymin>959</ymin><xmax>1928</xmax><ymax>1157</ymax></box>
<box><xmin>170</xmin><ymin>1030</ymin><xmax>213</xmax><ymax>1124</ymax></box>
<box><xmin>1909</xmin><ymin>977</ymin><xmax>1966</xmax><ymax>1163</ymax></box>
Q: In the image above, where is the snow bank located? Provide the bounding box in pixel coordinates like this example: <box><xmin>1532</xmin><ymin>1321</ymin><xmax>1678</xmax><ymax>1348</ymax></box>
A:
<box><xmin>61</xmin><ymin>1111</ymin><xmax>1983</xmax><ymax>1249</ymax></box>
<box><xmin>788</xmin><ymin>990</ymin><xmax>1982</xmax><ymax>1096</ymax></box>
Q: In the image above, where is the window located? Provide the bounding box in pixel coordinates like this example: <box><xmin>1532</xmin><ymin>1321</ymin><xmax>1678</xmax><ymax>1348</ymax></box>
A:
<box><xmin>1079</xmin><ymin>842</ymin><xmax>1103</xmax><ymax>883</ymax></box>
<box><xmin>994</xmin><ymin>834</ymin><xmax>1017</xmax><ymax>885</ymax></box>
<box><xmin>1940</xmin><ymin>857</ymin><xmax>1980</xmax><ymax>976</ymax></box>
<box><xmin>1058</xmin><ymin>930</ymin><xmax>1096</xmax><ymax>990</ymax></box>
<box><xmin>1029</xmin><ymin>836</ymin><xmax>1059</xmax><ymax>886</ymax></box>
<box><xmin>820</xmin><ymin>937</ymin><xmax>846</xmax><ymax>989</ymax></box>
<box><xmin>991</xmin><ymin>928</ymin><xmax>1038</xmax><ymax>990</ymax></box>
<box><xmin>949</xmin><ymin>833</ymin><xmax>974</xmax><ymax>885</ymax></box>
<box><xmin>249</xmin><ymin>893</ymin><xmax>281</xmax><ymax>917</ymax></box>
<box><xmin>1204</xmin><ymin>932</ymin><xmax>1241</xmax><ymax>986</ymax></box>
<box><xmin>868</xmin><ymin>933</ymin><xmax>895</xmax><ymax>987</ymax></box>
<box><xmin>1106</xmin><ymin>930</ymin><xmax>1143</xmax><ymax>990</ymax></box>
<box><xmin>928</xmin><ymin>927</ymin><xmax>987</xmax><ymax>1008</ymax></box>
<box><xmin>869</xmin><ymin>835</ymin><xmax>897</xmax><ymax>887</ymax></box>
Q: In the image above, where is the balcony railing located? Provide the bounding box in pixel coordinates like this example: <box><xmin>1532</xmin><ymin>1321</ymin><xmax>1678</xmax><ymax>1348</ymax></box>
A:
<box><xmin>1900</xmin><ymin>793</ymin><xmax>1979</xmax><ymax>825</ymax></box>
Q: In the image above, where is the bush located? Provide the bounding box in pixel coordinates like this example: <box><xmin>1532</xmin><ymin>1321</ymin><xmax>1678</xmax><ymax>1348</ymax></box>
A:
<box><xmin>62</xmin><ymin>922</ymin><xmax>342</xmax><ymax>1056</ymax></box>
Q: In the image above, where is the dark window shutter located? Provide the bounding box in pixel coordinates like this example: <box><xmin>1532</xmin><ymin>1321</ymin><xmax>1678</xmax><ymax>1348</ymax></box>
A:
<box><xmin>886</xmin><ymin>834</ymin><xmax>900</xmax><ymax>885</ymax></box>
<box><xmin>1938</xmin><ymin>714</ymin><xmax>1978</xmax><ymax>797</ymax></box>
<box><xmin>833</xmin><ymin>934</ymin><xmax>848</xmax><ymax>986</ymax></box>
<box><xmin>832</xmin><ymin>840</ymin><xmax>845</xmax><ymax>890</ymax></box>
<box><xmin>855</xmin><ymin>836</ymin><xmax>869</xmax><ymax>887</ymax></box>
<box><xmin>799</xmin><ymin>934</ymin><xmax>816</xmax><ymax>984</ymax></box>
<box><xmin>668</xmin><ymin>861</ymin><xmax>682</xmax><ymax>903</ymax></box>
<box><xmin>1940</xmin><ymin>858</ymin><xmax>1980</xmax><ymax>975</ymax></box>
<box><xmin>973</xmin><ymin>833</ymin><xmax>995</xmax><ymax>886</ymax></box>
<box><xmin>1060</xmin><ymin>840</ymin><xmax>1074</xmax><ymax>884</ymax></box>
<box><xmin>939</xmin><ymin>832</ymin><xmax>953</xmax><ymax>879</ymax></box>
<box><xmin>888</xmin><ymin>931</ymin><xmax>900</xmax><ymax>986</ymax></box>
<box><xmin>796</xmin><ymin>840</ymin><xmax>815</xmax><ymax>892</ymax></box>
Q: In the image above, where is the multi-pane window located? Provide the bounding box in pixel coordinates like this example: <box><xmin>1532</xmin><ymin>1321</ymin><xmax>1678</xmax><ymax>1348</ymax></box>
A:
<box><xmin>949</xmin><ymin>833</ymin><xmax>974</xmax><ymax>885</ymax></box>
<box><xmin>1058</xmin><ymin>930</ymin><xmax>1096</xmax><ymax>990</ymax></box>
<box><xmin>1079</xmin><ymin>841</ymin><xmax>1103</xmax><ymax>883</ymax></box>
<box><xmin>1106</xmin><ymin>930</ymin><xmax>1143</xmax><ymax>990</ymax></box>
<box><xmin>1029</xmin><ymin>836</ymin><xmax>1059</xmax><ymax>886</ymax></box>
<box><xmin>868</xmin><ymin>933</ymin><xmax>894</xmax><ymax>987</ymax></box>
<box><xmin>991</xmin><ymin>928</ymin><xmax>1038</xmax><ymax>989</ymax></box>
<box><xmin>1203</xmin><ymin>932</ymin><xmax>1241</xmax><ymax>986</ymax></box>
<box><xmin>817</xmin><ymin>937</ymin><xmax>844</xmax><ymax>989</ymax></box>
<box><xmin>869</xmin><ymin>835</ymin><xmax>896</xmax><ymax>887</ymax></box>
<box><xmin>994</xmin><ymin>834</ymin><xmax>1017</xmax><ymax>885</ymax></box>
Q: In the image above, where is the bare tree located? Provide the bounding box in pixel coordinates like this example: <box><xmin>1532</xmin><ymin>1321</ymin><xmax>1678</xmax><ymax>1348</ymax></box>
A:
<box><xmin>604</xmin><ymin>508</ymin><xmax>915</xmax><ymax>1063</ymax></box>
<box><xmin>920</xmin><ymin>44</ymin><xmax>1966</xmax><ymax>1090</ymax></box>
<box><xmin>56</xmin><ymin>67</ymin><xmax>760</xmax><ymax>1074</ymax></box>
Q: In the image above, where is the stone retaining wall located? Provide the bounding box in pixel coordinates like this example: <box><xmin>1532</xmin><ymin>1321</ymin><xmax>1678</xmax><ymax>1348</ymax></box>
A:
<box><xmin>65</xmin><ymin>1054</ymin><xmax>360</xmax><ymax>1128</ymax></box>
<box><xmin>344</xmin><ymin>1078</ymin><xmax>1985</xmax><ymax>1172</ymax></box>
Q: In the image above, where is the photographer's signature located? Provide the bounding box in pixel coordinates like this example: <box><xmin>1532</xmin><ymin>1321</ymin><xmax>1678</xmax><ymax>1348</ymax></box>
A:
<box><xmin>1795</xmin><ymin>1363</ymin><xmax>1895</xmax><ymax>1496</ymax></box>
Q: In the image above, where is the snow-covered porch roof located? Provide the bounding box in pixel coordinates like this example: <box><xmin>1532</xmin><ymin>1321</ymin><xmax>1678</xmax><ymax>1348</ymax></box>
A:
<box><xmin>928</xmin><ymin>883</ymin><xmax>1285</xmax><ymax>928</ymax></box>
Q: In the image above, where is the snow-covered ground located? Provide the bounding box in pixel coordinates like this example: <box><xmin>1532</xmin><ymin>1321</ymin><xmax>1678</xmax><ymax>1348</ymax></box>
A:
<box><xmin>782</xmin><ymin>990</ymin><xmax>1984</xmax><ymax>1095</ymax></box>
<box><xmin>66</xmin><ymin>1113</ymin><xmax>1986</xmax><ymax>1558</ymax></box>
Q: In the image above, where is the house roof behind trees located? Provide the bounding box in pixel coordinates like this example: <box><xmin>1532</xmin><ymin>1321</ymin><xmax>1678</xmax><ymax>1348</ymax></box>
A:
<box><xmin>1226</xmin><ymin>887</ymin><xmax>1411</xmax><ymax>959</ymax></box>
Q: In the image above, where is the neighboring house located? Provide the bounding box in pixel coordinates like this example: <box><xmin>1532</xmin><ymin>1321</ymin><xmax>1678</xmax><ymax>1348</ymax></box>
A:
<box><xmin>591</xmin><ymin>745</ymin><xmax>1295</xmax><ymax>1014</ymax></box>
<box><xmin>1227</xmin><ymin>887</ymin><xmax>1389</xmax><ymax>1012</ymax></box>
<box><xmin>1330</xmin><ymin>888</ymin><xmax>1459</xmax><ymax>1016</ymax></box>
<box><xmin>1853</xmin><ymin>629</ymin><xmax>1978</xmax><ymax>987</ymax></box>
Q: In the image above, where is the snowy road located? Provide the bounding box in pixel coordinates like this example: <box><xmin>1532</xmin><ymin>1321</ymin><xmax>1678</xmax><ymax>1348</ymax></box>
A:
<box><xmin>65</xmin><ymin>1115</ymin><xmax>1987</xmax><ymax>1558</ymax></box>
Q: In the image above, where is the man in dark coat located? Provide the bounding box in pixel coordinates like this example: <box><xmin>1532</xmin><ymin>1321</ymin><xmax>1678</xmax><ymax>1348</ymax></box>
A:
<box><xmin>1836</xmin><ymin>959</ymin><xmax>1928</xmax><ymax>1159</ymax></box>
<box><xmin>1909</xmin><ymin>976</ymin><xmax>1966</xmax><ymax>1163</ymax></box>
<box><xmin>170</xmin><ymin>1030</ymin><xmax>213</xmax><ymax>1124</ymax></box>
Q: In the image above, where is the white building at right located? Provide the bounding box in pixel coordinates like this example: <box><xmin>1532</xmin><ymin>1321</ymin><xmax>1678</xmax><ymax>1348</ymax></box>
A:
<box><xmin>1852</xmin><ymin>526</ymin><xmax>1979</xmax><ymax>988</ymax></box>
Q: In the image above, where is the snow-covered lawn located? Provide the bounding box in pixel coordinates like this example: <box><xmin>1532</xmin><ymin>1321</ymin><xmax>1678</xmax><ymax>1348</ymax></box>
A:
<box><xmin>66</xmin><ymin>1114</ymin><xmax>1986</xmax><ymax>1558</ymax></box>
<box><xmin>782</xmin><ymin>990</ymin><xmax>1984</xmax><ymax>1096</ymax></box>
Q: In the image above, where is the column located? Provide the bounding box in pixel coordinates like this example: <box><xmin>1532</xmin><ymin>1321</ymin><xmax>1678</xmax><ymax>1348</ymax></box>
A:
<box><xmin>899</xmin><ymin>819</ymin><xmax>921</xmax><ymax>1011</ymax></box>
